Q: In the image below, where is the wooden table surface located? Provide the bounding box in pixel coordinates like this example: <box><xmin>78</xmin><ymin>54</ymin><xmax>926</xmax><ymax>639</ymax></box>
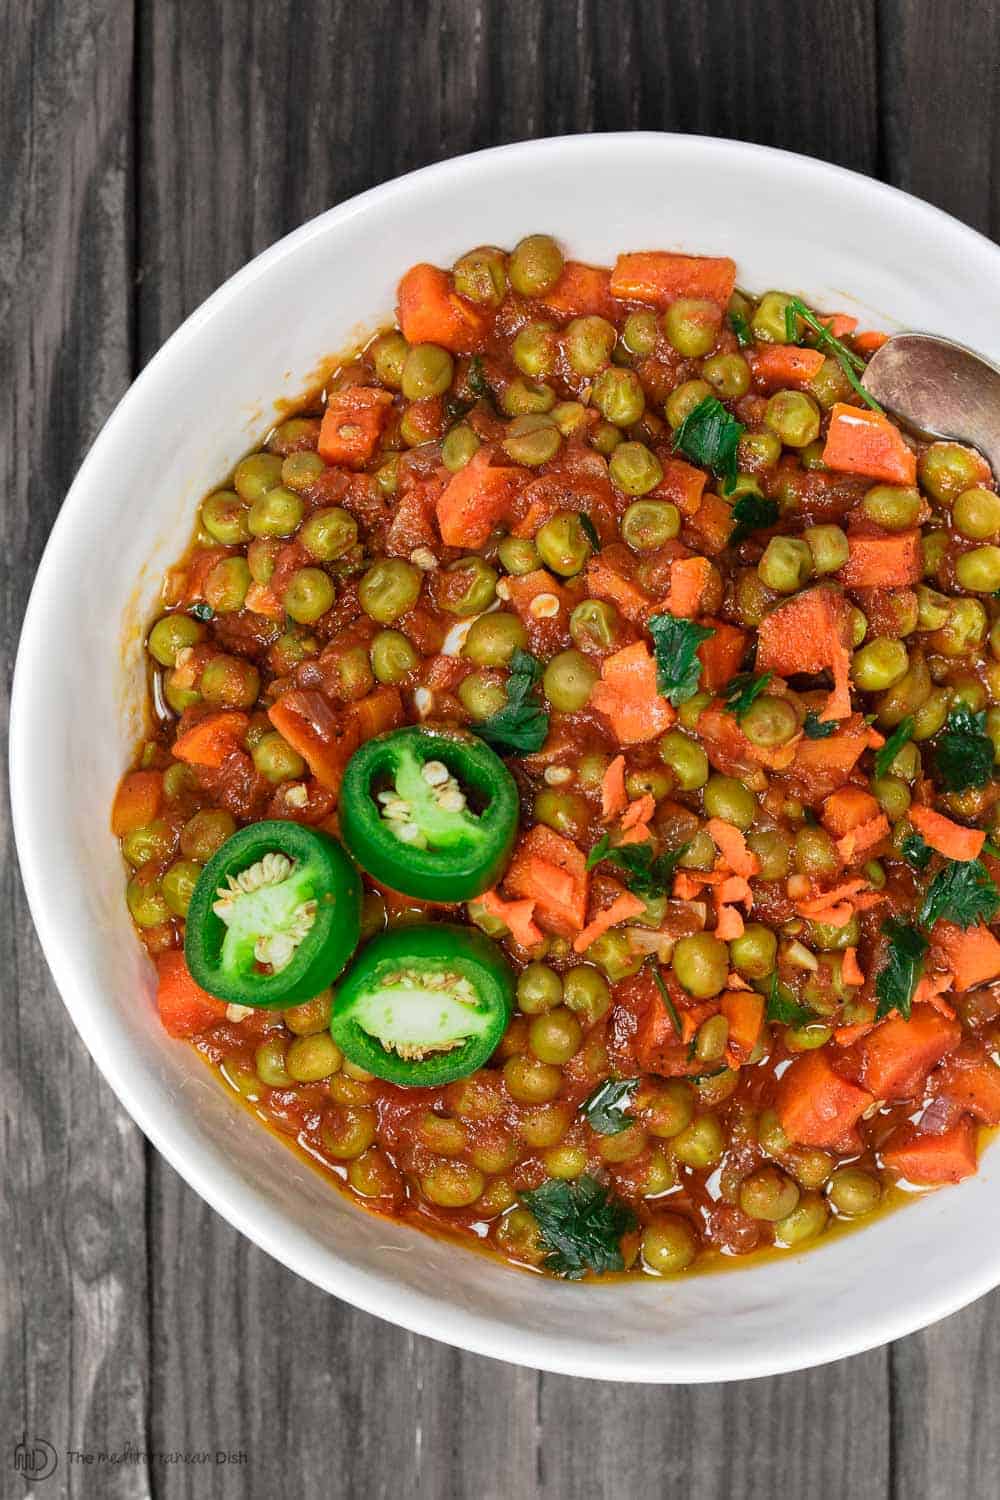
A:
<box><xmin>5</xmin><ymin>3</ymin><xmax>1000</xmax><ymax>1496</ymax></box>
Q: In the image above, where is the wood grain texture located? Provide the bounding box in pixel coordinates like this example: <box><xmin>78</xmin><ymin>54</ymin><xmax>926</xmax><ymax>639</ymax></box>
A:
<box><xmin>6</xmin><ymin>0</ymin><xmax>1000</xmax><ymax>1496</ymax></box>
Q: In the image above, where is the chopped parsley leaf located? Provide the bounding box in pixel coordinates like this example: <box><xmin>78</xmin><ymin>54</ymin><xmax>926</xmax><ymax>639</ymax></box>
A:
<box><xmin>648</xmin><ymin>956</ymin><xmax>683</xmax><ymax>1038</ymax></box>
<box><xmin>578</xmin><ymin>512</ymin><xmax>601</xmax><ymax>551</ymax></box>
<box><xmin>919</xmin><ymin>858</ymin><xmax>1000</xmax><ymax>931</ymax></box>
<box><xmin>520</xmin><ymin>1175</ymin><xmax>637</xmax><ymax>1279</ymax></box>
<box><xmin>729</xmin><ymin>493</ymin><xmax>779</xmax><ymax>547</ymax></box>
<box><xmin>581</xmin><ymin>1077</ymin><xmax>640</xmax><ymax>1135</ymax></box>
<box><xmin>803</xmin><ymin>710</ymin><xmax>838</xmax><ymax>740</ymax></box>
<box><xmin>466</xmin><ymin>355</ymin><xmax>492</xmax><ymax>399</ymax></box>
<box><xmin>765</xmin><ymin>973</ymin><xmax>814</xmax><ymax>1028</ymax></box>
<box><xmin>586</xmin><ymin>835</ymin><xmax>690</xmax><ymax>900</ymax></box>
<box><xmin>874</xmin><ymin>715</ymin><xmax>915</xmax><ymax>780</ymax></box>
<box><xmin>874</xmin><ymin>919</ymin><xmax>928</xmax><ymax>1021</ymax></box>
<box><xmin>901</xmin><ymin>830</ymin><xmax>933</xmax><ymax>871</ymax></box>
<box><xmin>932</xmin><ymin>705</ymin><xmax>994</xmax><ymax>793</ymax></box>
<box><xmin>721</xmin><ymin>670</ymin><xmax>774</xmax><ymax>720</ymax></box>
<box><xmin>729</xmin><ymin>309</ymin><xmax>753</xmax><ymax>348</ymax></box>
<box><xmin>189</xmin><ymin>602</ymin><xmax>214</xmax><ymax>621</ymax></box>
<box><xmin>673</xmin><ymin>395</ymin><xmax>745</xmax><ymax>490</ymax></box>
<box><xmin>473</xmin><ymin>649</ymin><xmax>549</xmax><ymax>754</ymax></box>
<box><xmin>648</xmin><ymin>613</ymin><xmax>716</xmax><ymax>706</ymax></box>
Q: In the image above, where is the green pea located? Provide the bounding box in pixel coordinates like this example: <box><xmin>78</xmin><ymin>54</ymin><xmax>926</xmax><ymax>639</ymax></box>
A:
<box><xmin>729</xmin><ymin>923</ymin><xmax>777</xmax><ymax>980</ymax></box>
<box><xmin>873</xmin><ymin>775</ymin><xmax>911</xmax><ymax>820</ymax></box>
<box><xmin>501</xmin><ymin>378</ymin><xmax>556</xmax><ymax>418</ymax></box>
<box><xmin>747</xmin><ymin>828</ymin><xmax>791</xmax><ymax>880</ymax></box>
<box><xmin>252</xmin><ymin>731</ymin><xmax>307</xmax><ymax>784</ymax></box>
<box><xmin>201</xmin><ymin>490</ymin><xmax>251</xmax><ymax>544</ymax></box>
<box><xmin>464</xmin><ymin>612</ymin><xmax>528</xmax><ymax>668</ymax></box>
<box><xmin>248</xmin><ymin>486</ymin><xmax>304</xmax><ymax>538</ymax></box>
<box><xmin>370</xmin><ymin>629</ymin><xmax>419</xmax><ymax>683</ymax></box>
<box><xmin>956</xmin><ymin>546</ymin><xmax>1000</xmax><ymax>592</ymax></box>
<box><xmin>359</xmin><ymin>558</ymin><xmax>422</xmax><ymax>623</ymax></box>
<box><xmin>247</xmin><ymin>538</ymin><xmax>279</xmax><ymax>585</ymax></box>
<box><xmin>402</xmin><ymin>343</ymin><xmax>454</xmax><ymax>401</ymax></box>
<box><xmin>937</xmin><ymin>596</ymin><xmax>987</xmax><ymax>655</ymax></box>
<box><xmin>270</xmin><ymin>630</ymin><xmax>319</xmax><ymax>673</ymax></box>
<box><xmin>672</xmin><ymin>933</ymin><xmax>729</xmax><ymax>998</ymax></box>
<box><xmin>664</xmin><ymin>379</ymin><xmax>712</xmax><ymax>429</ymax></box>
<box><xmin>622</xmin><ymin>310</ymin><xmax>659</xmax><ymax>355</ymax></box>
<box><xmin>591</xmin><ymin>367</ymin><xmax>645</xmax><ymax>427</ymax></box>
<box><xmin>911</xmin><ymin>687</ymin><xmax>951</xmax><ymax>740</ymax></box>
<box><xmin>590</xmin><ymin>421</ymin><xmax>623</xmax><ymax>456</ymax></box>
<box><xmin>508</xmin><ymin>234</ymin><xmax>564</xmax><ymax>296</ymax></box>
<box><xmin>452</xmin><ymin>245</ymin><xmax>507</xmax><ymax>306</ymax></box>
<box><xmin>804</xmin><ymin>524</ymin><xmax>850</xmax><ymax>575</ymax></box>
<box><xmin>751</xmin><ymin>291</ymin><xmax>798</xmax><ymax>344</ymax></box>
<box><xmin>953</xmin><ymin>486</ymin><xmax>1000</xmax><ymax>541</ymax></box>
<box><xmin>127</xmin><ymin>875</ymin><xmax>170</xmax><ymax>929</ymax></box>
<box><xmin>919</xmin><ymin>441</ymin><xmax>988</xmax><ymax>504</ymax></box>
<box><xmin>758</xmin><ymin>537</ymin><xmax>813</xmax><ymax>594</ymax></box>
<box><xmin>564</xmin><ymin>315</ymin><xmax>616</xmax><ymax>376</ymax></box>
<box><xmin>621</xmin><ymin>500</ymin><xmax>680</xmax><ymax>550</ymax></box>
<box><xmin>233</xmin><ymin>452</ymin><xmax>284</xmax><ymax>502</ymax></box>
<box><xmin>287</xmin><ymin>1031</ymin><xmax>344</xmax><ymax>1083</ymax></box>
<box><xmin>497</xmin><ymin>536</ymin><xmax>540</xmax><ymax>575</ymax></box>
<box><xmin>121</xmin><ymin>819</ymin><xmax>176</xmax><ymax>868</ymax></box>
<box><xmin>701</xmin><ymin>351</ymin><xmax>750</xmax><ymax>398</ymax></box>
<box><xmin>200</xmin><ymin>655</ymin><xmax>259</xmax><ymax>709</ymax></box>
<box><xmin>765</xmin><ymin>390</ymin><xmax>821</xmax><ymax>448</ymax></box>
<box><xmin>740</xmin><ymin>1166</ymin><xmax>800</xmax><ymax>1223</ymax></box>
<box><xmin>162</xmin><ymin>762</ymin><xmax>195</xmax><ymax>801</ymax></box>
<box><xmin>642</xmin><ymin>1215</ymin><xmax>699</xmax><ymax>1274</ymax></box>
<box><xmin>739</xmin><ymin>429</ymin><xmax>783</xmax><ymax>469</ymax></box>
<box><xmin>163</xmin><ymin>672</ymin><xmax>200</xmax><ymax>714</ymax></box>
<box><xmin>852</xmin><ymin>638</ymin><xmax>909</xmax><ymax>692</ymax></box>
<box><xmin>542</xmin><ymin>650</ymin><xmax>598</xmax><ymax>711</ymax></box>
<box><xmin>808</xmin><ymin>356</ymin><xmax>853</xmax><ymax>410</ymax></box>
<box><xmin>861</xmin><ymin>484</ymin><xmax>922</xmax><ymax>530</ymax></box>
<box><xmin>204</xmin><ymin>557</ymin><xmax>251</xmax><ymax>614</ymax></box>
<box><xmin>672</xmin><ymin>1113</ymin><xmax>724</xmax><ymax>1168</ymax></box>
<box><xmin>986</xmin><ymin>708</ymin><xmax>1000</xmax><ymax>762</ymax></box>
<box><xmin>799</xmin><ymin>439</ymin><xmax>827</xmax><ymax>471</ymax></box>
<box><xmin>282</xmin><ymin>567</ymin><xmax>335</xmax><ymax>624</ymax></box>
<box><xmin>658</xmin><ymin>729</ymin><xmax>709</xmax><ymax>791</ymax></box>
<box><xmin>440</xmin><ymin>556</ymin><xmax>497</xmax><ymax>616</ymax></box>
<box><xmin>458</xmin><ymin>672</ymin><xmax>507</xmax><ymax>720</ymax></box>
<box><xmin>147</xmin><ymin>613</ymin><xmax>205</xmax><ymax>667</ymax></box>
<box><xmin>300</xmin><ymin>506</ymin><xmax>357</xmax><ymax>561</ymax></box>
<box><xmin>774</xmin><ymin>1192</ymin><xmax>829</xmax><ymax>1247</ymax></box>
<box><xmin>281</xmin><ymin>451</ymin><xmax>326</xmax><ymax>492</ymax></box>
<box><xmin>922</xmin><ymin>530</ymin><xmax>948</xmax><ymax>579</ymax></box>
<box><xmin>551</xmin><ymin>401</ymin><xmax>588</xmax><ymax>437</ymax></box>
<box><xmin>512</xmin><ymin>321</ymin><xmax>557</xmax><ymax>379</ymax></box>
<box><xmin>952</xmin><ymin>673</ymin><xmax>987</xmax><ymax>712</ymax></box>
<box><xmin>517</xmin><ymin>963</ymin><xmax>563</xmax><ymax>1014</ymax></box>
<box><xmin>181</xmin><ymin>808</ymin><xmax>237</xmax><ymax>862</ymax></box>
<box><xmin>585</xmin><ymin>929</ymin><xmax>643</xmax><ymax>981</ymax></box>
<box><xmin>609</xmin><ymin>441</ymin><xmax>663</xmax><ymax>497</ymax></box>
<box><xmin>536</xmin><ymin>512</ymin><xmax>592</xmax><ymax>577</ymax></box>
<box><xmin>828</xmin><ymin>1166</ymin><xmax>882</xmax><ymax>1217</ymax></box>
<box><xmin>794</xmin><ymin>826</ymin><xmax>839</xmax><ymax>877</ymax></box>
<box><xmin>570</xmin><ymin>599</ymin><xmax>618</xmax><ymax>651</ymax></box>
<box><xmin>502</xmin><ymin>413</ymin><xmax>562</xmax><ymax>466</ymax></box>
<box><xmin>371</xmin><ymin>331</ymin><xmax>409</xmax><ymax>389</ymax></box>
<box><xmin>663</xmin><ymin>298</ymin><xmax>721</xmax><ymax>358</ymax></box>
<box><xmin>741</xmin><ymin>695</ymin><xmax>798</xmax><ymax>747</ymax></box>
<box><xmin>535</xmin><ymin>788</ymin><xmax>589</xmax><ymax>842</ymax></box>
<box><xmin>562</xmin><ymin>965</ymin><xmax>611</xmax><ymax>1025</ymax></box>
<box><xmin>161</xmin><ymin>858</ymin><xmax>202</xmax><ymax>917</ymax></box>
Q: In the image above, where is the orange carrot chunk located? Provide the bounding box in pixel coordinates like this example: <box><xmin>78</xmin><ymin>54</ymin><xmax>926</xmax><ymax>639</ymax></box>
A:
<box><xmin>171</xmin><ymin>711</ymin><xmax>250</xmax><ymax>769</ymax></box>
<box><xmin>609</xmin><ymin>251</ymin><xmax>737</xmax><ymax>309</ymax></box>
<box><xmin>586</xmin><ymin>546</ymin><xmax>653</xmax><ymax>623</ymax></box>
<box><xmin>751</xmin><ymin>345</ymin><xmax>826</xmax><ymax>388</ymax></box>
<box><xmin>932</xmin><ymin>1048</ymin><xmax>1000</xmax><ymax>1125</ymax></box>
<box><xmin>859</xmin><ymin>1011</ymin><xmax>961</xmax><ymax>1100</ymax></box>
<box><xmin>756</xmin><ymin>586</ymin><xmax>853</xmax><ymax>722</ymax></box>
<box><xmin>538</xmin><ymin>261</ymin><xmax>615</xmax><ymax>320</ymax></box>
<box><xmin>601</xmin><ymin>755</ymin><xmax>628</xmax><ymax>820</ymax></box>
<box><xmin>696</xmin><ymin>621</ymin><xmax>747</xmax><ymax>693</ymax></box>
<box><xmin>663</xmin><ymin>556</ymin><xmax>713</xmax><ymax>618</ymax></box>
<box><xmin>479</xmin><ymin>890</ymin><xmax>543</xmax><ymax>949</ymax></box>
<box><xmin>589</xmin><ymin>642</ymin><xmax>675</xmax><ymax>745</ymax></box>
<box><xmin>396</xmin><ymin>262</ymin><xmax>488</xmax><ymax>352</ymax></box>
<box><xmin>721</xmin><ymin>989</ymin><xmax>764</xmax><ymax>1059</ymax></box>
<box><xmin>504</xmin><ymin>825</ymin><xmax>589</xmax><ymax>938</ymax></box>
<box><xmin>652</xmin><ymin>458</ymin><xmax>708</xmax><ymax>516</ymax></box>
<box><xmin>267</xmin><ymin>691</ymin><xmax>359</xmax><ymax>793</ymax></box>
<box><xmin>776</xmin><ymin>1050</ymin><xmax>874</xmax><ymax>1147</ymax></box>
<box><xmin>574</xmin><ymin>892</ymin><xmax>647</xmax><ymax>953</ymax></box>
<box><xmin>111</xmin><ymin>770</ymin><xmax>163</xmax><ymax>836</ymax></box>
<box><xmin>821</xmin><ymin>786</ymin><xmax>881</xmax><ymax>837</ymax></box>
<box><xmin>908</xmin><ymin>805</ymin><xmax>985</xmax><ymax>862</ymax></box>
<box><xmin>853</xmin><ymin>329</ymin><xmax>890</xmax><ymax>354</ymax></box>
<box><xmin>436</xmin><ymin>447</ymin><xmax>523</xmax><ymax>547</ymax></box>
<box><xmin>318</xmin><ymin>386</ymin><xmax>393</xmax><ymax>468</ymax></box>
<box><xmin>933</xmin><ymin>922</ymin><xmax>1000</xmax><ymax>990</ymax></box>
<box><xmin>822</xmin><ymin>403</ymin><xmax>917</xmax><ymax>486</ymax></box>
<box><xmin>155</xmin><ymin>950</ymin><xmax>228</xmax><ymax>1038</ymax></box>
<box><xmin>839</xmin><ymin>530</ymin><xmax>923</xmax><ymax>588</ymax></box>
<box><xmin>882</xmin><ymin>1117</ymin><xmax>978</xmax><ymax>1185</ymax></box>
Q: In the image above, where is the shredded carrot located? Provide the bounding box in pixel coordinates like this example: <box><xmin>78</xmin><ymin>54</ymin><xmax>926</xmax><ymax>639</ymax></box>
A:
<box><xmin>621</xmin><ymin>794</ymin><xmax>656</xmax><ymax>832</ymax></box>
<box><xmin>573</xmin><ymin>891</ymin><xmax>647</xmax><ymax>953</ymax></box>
<box><xmin>821</xmin><ymin>786</ymin><xmax>880</xmax><ymax>837</ymax></box>
<box><xmin>715</xmin><ymin>903</ymin><xmax>745</xmax><ymax>940</ymax></box>
<box><xmin>480</xmin><ymin>890</ymin><xmax>543</xmax><ymax>949</ymax></box>
<box><xmin>836</xmin><ymin>814</ymin><xmax>890</xmax><ymax>864</ymax></box>
<box><xmin>504</xmin><ymin>825</ymin><xmax>589</xmax><ymax>938</ymax></box>
<box><xmin>706</xmin><ymin>819</ymin><xmax>760</xmax><ymax>878</ymax></box>
<box><xmin>908</xmin><ymin>805</ymin><xmax>985</xmax><ymax>863</ymax></box>
<box><xmin>618</xmin><ymin>825</ymin><xmax>652</xmax><ymax>846</ymax></box>
<box><xmin>244</xmin><ymin>582</ymin><xmax>285</xmax><ymax>621</ymax></box>
<box><xmin>842</xmin><ymin>947</ymin><xmax>865</xmax><ymax>987</ymax></box>
<box><xmin>673</xmin><ymin>872</ymin><xmax>707</xmax><ymax>902</ymax></box>
<box><xmin>589</xmin><ymin>642</ymin><xmax>675</xmax><ymax>745</ymax></box>
<box><xmin>600</xmin><ymin>755</ymin><xmax>628</xmax><ymax>820</ymax></box>
<box><xmin>822</xmin><ymin>402</ymin><xmax>917</xmax><ymax>486</ymax></box>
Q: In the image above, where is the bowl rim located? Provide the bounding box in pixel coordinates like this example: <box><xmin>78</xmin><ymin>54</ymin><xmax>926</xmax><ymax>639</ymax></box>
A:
<box><xmin>13</xmin><ymin>130</ymin><xmax>1000</xmax><ymax>1383</ymax></box>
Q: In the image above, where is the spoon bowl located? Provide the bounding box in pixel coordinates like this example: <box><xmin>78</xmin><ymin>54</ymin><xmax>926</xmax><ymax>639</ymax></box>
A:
<box><xmin>863</xmin><ymin>332</ymin><xmax>1000</xmax><ymax>477</ymax></box>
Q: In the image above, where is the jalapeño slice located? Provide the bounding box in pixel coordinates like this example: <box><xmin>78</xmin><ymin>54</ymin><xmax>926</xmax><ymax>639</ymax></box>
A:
<box><xmin>338</xmin><ymin>726</ymin><xmax>519</xmax><ymax>903</ymax></box>
<box><xmin>330</xmin><ymin>925</ymin><xmax>514</xmax><ymax>1086</ymax></box>
<box><xmin>185</xmin><ymin>821</ymin><xmax>362</xmax><ymax>1008</ymax></box>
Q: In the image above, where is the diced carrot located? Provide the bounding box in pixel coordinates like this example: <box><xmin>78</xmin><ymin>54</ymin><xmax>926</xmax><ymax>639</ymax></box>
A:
<box><xmin>819</xmin><ymin>314</ymin><xmax>858</xmax><ymax>339</ymax></box>
<box><xmin>776</xmin><ymin>1050</ymin><xmax>874</xmax><ymax>1147</ymax></box>
<box><xmin>882</xmin><ymin>1117</ymin><xmax>977</xmax><ymax>1185</ymax></box>
<box><xmin>504</xmin><ymin>824</ymin><xmax>589</xmax><ymax>938</ymax></box>
<box><xmin>586</xmin><ymin>546</ymin><xmax>652</xmax><ymax>623</ymax></box>
<box><xmin>706</xmin><ymin>818</ymin><xmax>759</xmax><ymax>878</ymax></box>
<box><xmin>835</xmin><ymin>814</ymin><xmax>890</xmax><ymax>864</ymax></box>
<box><xmin>589</xmin><ymin>641</ymin><xmax>675</xmax><ymax>745</ymax></box>
<box><xmin>697</xmin><ymin>703</ymin><xmax>799</xmax><ymax>775</ymax></box>
<box><xmin>757</xmin><ymin>586</ymin><xmax>853</xmax><ymax>722</ymax></box>
<box><xmin>396</xmin><ymin>262</ymin><xmax>488</xmax><ymax>352</ymax></box>
<box><xmin>822</xmin><ymin>786</ymin><xmax>881</xmax><ymax>837</ymax></box>
<box><xmin>504</xmin><ymin>568</ymin><xmax>572</xmax><ymax>625</ymax></box>
<box><xmin>673</xmin><ymin>871</ymin><xmax>708</xmax><ymax>901</ymax></box>
<box><xmin>479</xmin><ymin>890</ymin><xmax>543</xmax><ymax>949</ymax></box>
<box><xmin>652</xmin><ymin>458</ymin><xmax>708</xmax><ymax>517</ymax></box>
<box><xmin>609</xmin><ymin>251</ymin><xmax>737</xmax><ymax>310</ymax></box>
<box><xmin>538</xmin><ymin>261</ymin><xmax>615</xmax><ymax>320</ymax></box>
<box><xmin>318</xmin><ymin>386</ymin><xmax>393</xmax><ymax>468</ymax></box>
<box><xmin>171</xmin><ymin>711</ymin><xmax>249</xmax><ymax>769</ymax></box>
<box><xmin>182</xmin><ymin>548</ymin><xmax>230</xmax><ymax>604</ymax></box>
<box><xmin>344</xmin><ymin>685</ymin><xmax>405</xmax><ymax>742</ymax></box>
<box><xmin>721</xmin><ymin>989</ymin><xmax>764</xmax><ymax>1059</ymax></box>
<box><xmin>267</xmin><ymin>690</ymin><xmax>359</xmax><ymax>793</ymax></box>
<box><xmin>696</xmin><ymin>621</ymin><xmax>747</xmax><ymax>693</ymax></box>
<box><xmin>839</xmin><ymin>529</ymin><xmax>923</xmax><ymax>589</ymax></box>
<box><xmin>244</xmin><ymin>582</ymin><xmax>285</xmax><ymax>621</ymax></box>
<box><xmin>111</xmin><ymin>770</ymin><xmax>163</xmax><ymax>837</ymax></box>
<box><xmin>618</xmin><ymin>825</ymin><xmax>651</xmax><ymax>847</ymax></box>
<box><xmin>842</xmin><ymin>947</ymin><xmax>865</xmax><ymax>986</ymax></box>
<box><xmin>912</xmin><ymin>970</ymin><xmax>955</xmax><ymax>1016</ymax></box>
<box><xmin>933</xmin><ymin>922</ymin><xmax>1000</xmax><ymax>990</ymax></box>
<box><xmin>853</xmin><ymin>330</ymin><xmax>890</xmax><ymax>354</ymax></box>
<box><xmin>621</xmin><ymin>794</ymin><xmax>656</xmax><ymax>832</ymax></box>
<box><xmin>908</xmin><ymin>805</ymin><xmax>985</xmax><ymax>862</ymax></box>
<box><xmin>715</xmin><ymin>903</ymin><xmax>745</xmax><ymax>940</ymax></box>
<box><xmin>687</xmin><ymin>493</ymin><xmax>734</xmax><ymax>555</ymax></box>
<box><xmin>664</xmin><ymin>556</ymin><xmax>713</xmax><ymax>618</ymax></box>
<box><xmin>436</xmin><ymin>446</ymin><xmax>523</xmax><ymax>547</ymax></box>
<box><xmin>834</xmin><ymin>1022</ymin><xmax>874</xmax><ymax>1047</ymax></box>
<box><xmin>859</xmin><ymin>1011</ymin><xmax>961</xmax><ymax>1099</ymax></box>
<box><xmin>788</xmin><ymin>713</ymin><xmax>874</xmax><ymax>801</ymax></box>
<box><xmin>601</xmin><ymin>755</ymin><xmax>628</xmax><ymax>820</ymax></box>
<box><xmin>155</xmin><ymin>950</ymin><xmax>228</xmax><ymax>1039</ymax></box>
<box><xmin>574</xmin><ymin>891</ymin><xmax>647</xmax><ymax>953</ymax></box>
<box><xmin>822</xmin><ymin>403</ymin><xmax>917</xmax><ymax>486</ymax></box>
<box><xmin>795</xmin><ymin>878</ymin><xmax>870</xmax><ymax>920</ymax></box>
<box><xmin>751</xmin><ymin>345</ymin><xmax>826</xmax><ymax>388</ymax></box>
<box><xmin>933</xmin><ymin>1047</ymin><xmax>1000</xmax><ymax>1125</ymax></box>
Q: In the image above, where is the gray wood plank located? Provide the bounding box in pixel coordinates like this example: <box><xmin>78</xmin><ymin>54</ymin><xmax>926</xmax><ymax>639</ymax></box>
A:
<box><xmin>0</xmin><ymin>3</ymin><xmax>150</xmax><ymax>1498</ymax></box>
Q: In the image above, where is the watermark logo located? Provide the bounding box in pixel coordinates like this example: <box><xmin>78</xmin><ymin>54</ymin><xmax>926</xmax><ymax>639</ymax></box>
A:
<box><xmin>12</xmin><ymin>1433</ymin><xmax>58</xmax><ymax>1482</ymax></box>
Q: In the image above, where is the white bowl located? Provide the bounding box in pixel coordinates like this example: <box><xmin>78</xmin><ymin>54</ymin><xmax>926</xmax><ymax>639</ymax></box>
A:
<box><xmin>13</xmin><ymin>133</ymin><xmax>1000</xmax><ymax>1383</ymax></box>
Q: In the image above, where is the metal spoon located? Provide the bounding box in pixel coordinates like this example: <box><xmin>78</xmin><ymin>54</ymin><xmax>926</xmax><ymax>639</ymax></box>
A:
<box><xmin>862</xmin><ymin>333</ymin><xmax>1000</xmax><ymax>478</ymax></box>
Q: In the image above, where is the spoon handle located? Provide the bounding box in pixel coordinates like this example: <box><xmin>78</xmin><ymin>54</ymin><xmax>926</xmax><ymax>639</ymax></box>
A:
<box><xmin>863</xmin><ymin>333</ymin><xmax>1000</xmax><ymax>480</ymax></box>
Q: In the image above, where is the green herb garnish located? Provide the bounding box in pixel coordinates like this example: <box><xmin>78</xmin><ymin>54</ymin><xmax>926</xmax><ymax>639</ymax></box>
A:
<box><xmin>803</xmin><ymin>710</ymin><xmax>838</xmax><ymax>740</ymax></box>
<box><xmin>783</xmin><ymin>296</ymin><xmax>884</xmax><ymax>415</ymax></box>
<box><xmin>721</xmin><ymin>670</ymin><xmax>774</xmax><ymax>720</ymax></box>
<box><xmin>729</xmin><ymin>309</ymin><xmax>753</xmax><ymax>348</ymax></box>
<box><xmin>647</xmin><ymin>614</ymin><xmax>715</xmax><ymax>706</ymax></box>
<box><xmin>189</xmin><ymin>602</ymin><xmax>215</xmax><ymax>621</ymax></box>
<box><xmin>874</xmin><ymin>919</ymin><xmax>927</xmax><ymax>1021</ymax></box>
<box><xmin>932</xmin><ymin>705</ymin><xmax>994</xmax><ymax>793</ymax></box>
<box><xmin>578</xmin><ymin>512</ymin><xmax>601</xmax><ymax>551</ymax></box>
<box><xmin>467</xmin><ymin>355</ymin><xmax>492</xmax><ymax>400</ymax></box>
<box><xmin>647</xmin><ymin>957</ymin><xmax>683</xmax><ymax>1039</ymax></box>
<box><xmin>765</xmin><ymin>973</ymin><xmax>814</xmax><ymax>1028</ymax></box>
<box><xmin>901</xmin><ymin>831</ymin><xmax>932</xmax><ymax>871</ymax></box>
<box><xmin>520</xmin><ymin>1175</ymin><xmax>637</xmax><ymax>1279</ymax></box>
<box><xmin>919</xmin><ymin>858</ymin><xmax>1000</xmax><ymax>931</ymax></box>
<box><xmin>874</xmin><ymin>715</ymin><xmax>914</xmax><ymax>780</ymax></box>
<box><xmin>687</xmin><ymin>1064</ymin><xmax>729</xmax><ymax>1083</ymax></box>
<box><xmin>586</xmin><ymin>835</ymin><xmax>690</xmax><ymax>900</ymax></box>
<box><xmin>673</xmin><ymin>395</ymin><xmax>745</xmax><ymax>490</ymax></box>
<box><xmin>581</xmin><ymin>1077</ymin><xmax>641</xmax><ymax>1135</ymax></box>
<box><xmin>474</xmin><ymin>649</ymin><xmax>549</xmax><ymax>754</ymax></box>
<box><xmin>729</xmin><ymin>493</ymin><xmax>779</xmax><ymax>547</ymax></box>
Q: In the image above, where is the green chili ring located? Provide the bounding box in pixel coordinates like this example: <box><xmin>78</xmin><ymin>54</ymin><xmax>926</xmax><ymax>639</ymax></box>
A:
<box><xmin>330</xmin><ymin>924</ymin><xmax>515</xmax><ymax>1086</ymax></box>
<box><xmin>185</xmin><ymin>820</ymin><xmax>362</xmax><ymax>1008</ymax></box>
<box><xmin>339</xmin><ymin>726</ymin><xmax>519</xmax><ymax>902</ymax></box>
